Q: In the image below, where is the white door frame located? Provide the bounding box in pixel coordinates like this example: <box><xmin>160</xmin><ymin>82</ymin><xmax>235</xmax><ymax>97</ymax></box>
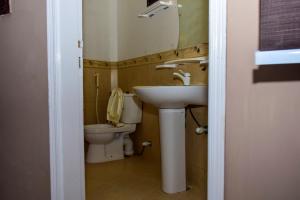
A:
<box><xmin>207</xmin><ymin>0</ymin><xmax>227</xmax><ymax>199</ymax></box>
<box><xmin>47</xmin><ymin>0</ymin><xmax>85</xmax><ymax>199</ymax></box>
<box><xmin>47</xmin><ymin>0</ymin><xmax>226</xmax><ymax>200</ymax></box>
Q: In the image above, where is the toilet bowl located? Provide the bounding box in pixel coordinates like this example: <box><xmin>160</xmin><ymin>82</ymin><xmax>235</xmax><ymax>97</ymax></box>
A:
<box><xmin>84</xmin><ymin>93</ymin><xmax>142</xmax><ymax>163</ymax></box>
<box><xmin>85</xmin><ymin>125</ymin><xmax>116</xmax><ymax>144</ymax></box>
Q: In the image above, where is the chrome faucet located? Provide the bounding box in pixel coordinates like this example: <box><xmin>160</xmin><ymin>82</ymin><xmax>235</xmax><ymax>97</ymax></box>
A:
<box><xmin>173</xmin><ymin>70</ymin><xmax>191</xmax><ymax>86</ymax></box>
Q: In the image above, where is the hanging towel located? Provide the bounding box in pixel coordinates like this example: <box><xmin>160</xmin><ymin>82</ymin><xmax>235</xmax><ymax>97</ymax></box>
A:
<box><xmin>107</xmin><ymin>88</ymin><xmax>124</xmax><ymax>126</ymax></box>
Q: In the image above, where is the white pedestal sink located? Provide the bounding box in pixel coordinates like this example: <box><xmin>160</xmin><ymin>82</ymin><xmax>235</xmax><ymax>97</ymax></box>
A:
<box><xmin>133</xmin><ymin>85</ymin><xmax>208</xmax><ymax>194</ymax></box>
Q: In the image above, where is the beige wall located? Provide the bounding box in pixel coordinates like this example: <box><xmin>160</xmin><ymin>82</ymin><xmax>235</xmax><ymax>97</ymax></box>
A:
<box><xmin>0</xmin><ymin>0</ymin><xmax>50</xmax><ymax>200</ymax></box>
<box><xmin>83</xmin><ymin>0</ymin><xmax>179</xmax><ymax>61</ymax></box>
<box><xmin>226</xmin><ymin>0</ymin><xmax>300</xmax><ymax>200</ymax></box>
<box><xmin>83</xmin><ymin>0</ymin><xmax>118</xmax><ymax>61</ymax></box>
<box><xmin>83</xmin><ymin>60</ymin><xmax>113</xmax><ymax>124</ymax></box>
<box><xmin>117</xmin><ymin>0</ymin><xmax>179</xmax><ymax>60</ymax></box>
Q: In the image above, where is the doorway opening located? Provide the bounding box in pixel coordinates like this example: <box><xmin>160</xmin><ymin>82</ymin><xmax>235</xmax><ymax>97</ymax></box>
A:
<box><xmin>83</xmin><ymin>1</ymin><xmax>207</xmax><ymax>199</ymax></box>
<box><xmin>47</xmin><ymin>0</ymin><xmax>226</xmax><ymax>199</ymax></box>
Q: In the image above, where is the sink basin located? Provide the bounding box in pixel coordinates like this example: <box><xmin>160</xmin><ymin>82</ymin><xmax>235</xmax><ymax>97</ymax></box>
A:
<box><xmin>133</xmin><ymin>85</ymin><xmax>208</xmax><ymax>109</ymax></box>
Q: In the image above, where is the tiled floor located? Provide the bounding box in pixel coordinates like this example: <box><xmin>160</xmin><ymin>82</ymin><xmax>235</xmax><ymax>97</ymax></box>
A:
<box><xmin>85</xmin><ymin>156</ymin><xmax>204</xmax><ymax>200</ymax></box>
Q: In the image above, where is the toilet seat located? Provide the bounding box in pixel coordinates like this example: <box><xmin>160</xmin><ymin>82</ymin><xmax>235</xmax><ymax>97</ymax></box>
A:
<box><xmin>84</xmin><ymin>124</ymin><xmax>136</xmax><ymax>134</ymax></box>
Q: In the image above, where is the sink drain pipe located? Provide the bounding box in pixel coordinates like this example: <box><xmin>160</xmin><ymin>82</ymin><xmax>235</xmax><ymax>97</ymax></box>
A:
<box><xmin>136</xmin><ymin>141</ymin><xmax>152</xmax><ymax>156</ymax></box>
<box><xmin>187</xmin><ymin>107</ymin><xmax>208</xmax><ymax>135</ymax></box>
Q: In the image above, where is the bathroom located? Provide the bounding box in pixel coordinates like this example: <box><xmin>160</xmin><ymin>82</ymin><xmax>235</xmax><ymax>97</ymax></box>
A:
<box><xmin>83</xmin><ymin>0</ymin><xmax>208</xmax><ymax>199</ymax></box>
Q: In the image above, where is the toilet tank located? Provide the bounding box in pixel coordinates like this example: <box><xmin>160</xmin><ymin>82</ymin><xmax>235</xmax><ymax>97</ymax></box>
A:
<box><xmin>121</xmin><ymin>93</ymin><xmax>142</xmax><ymax>124</ymax></box>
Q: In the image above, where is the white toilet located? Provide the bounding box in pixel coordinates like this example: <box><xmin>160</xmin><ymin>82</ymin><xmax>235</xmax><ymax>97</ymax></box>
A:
<box><xmin>84</xmin><ymin>93</ymin><xmax>142</xmax><ymax>163</ymax></box>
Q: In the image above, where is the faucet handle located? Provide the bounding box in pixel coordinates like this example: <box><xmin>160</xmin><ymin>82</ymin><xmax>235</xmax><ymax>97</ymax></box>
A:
<box><xmin>178</xmin><ymin>70</ymin><xmax>191</xmax><ymax>77</ymax></box>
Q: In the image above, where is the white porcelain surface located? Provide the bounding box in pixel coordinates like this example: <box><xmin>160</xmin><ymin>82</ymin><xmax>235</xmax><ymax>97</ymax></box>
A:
<box><xmin>85</xmin><ymin>124</ymin><xmax>136</xmax><ymax>135</ymax></box>
<box><xmin>84</xmin><ymin>93</ymin><xmax>141</xmax><ymax>163</ymax></box>
<box><xmin>84</xmin><ymin>124</ymin><xmax>136</xmax><ymax>163</ymax></box>
<box><xmin>133</xmin><ymin>85</ymin><xmax>208</xmax><ymax>109</ymax></box>
<box><xmin>159</xmin><ymin>109</ymin><xmax>186</xmax><ymax>193</ymax></box>
<box><xmin>85</xmin><ymin>125</ymin><xmax>115</xmax><ymax>144</ymax></box>
<box><xmin>133</xmin><ymin>85</ymin><xmax>208</xmax><ymax>193</ymax></box>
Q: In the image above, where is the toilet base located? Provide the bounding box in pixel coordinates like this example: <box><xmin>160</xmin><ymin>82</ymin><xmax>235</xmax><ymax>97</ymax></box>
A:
<box><xmin>86</xmin><ymin>135</ymin><xmax>124</xmax><ymax>163</ymax></box>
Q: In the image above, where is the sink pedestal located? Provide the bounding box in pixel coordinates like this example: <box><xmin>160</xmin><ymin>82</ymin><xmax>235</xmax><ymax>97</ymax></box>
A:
<box><xmin>159</xmin><ymin>109</ymin><xmax>186</xmax><ymax>194</ymax></box>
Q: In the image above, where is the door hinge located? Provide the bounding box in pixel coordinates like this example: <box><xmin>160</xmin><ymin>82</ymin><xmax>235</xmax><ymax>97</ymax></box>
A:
<box><xmin>78</xmin><ymin>57</ymin><xmax>82</xmax><ymax>69</ymax></box>
<box><xmin>78</xmin><ymin>40</ymin><xmax>83</xmax><ymax>48</ymax></box>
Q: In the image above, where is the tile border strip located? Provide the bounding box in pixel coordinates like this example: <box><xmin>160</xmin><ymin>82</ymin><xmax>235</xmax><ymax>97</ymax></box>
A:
<box><xmin>84</xmin><ymin>43</ymin><xmax>208</xmax><ymax>69</ymax></box>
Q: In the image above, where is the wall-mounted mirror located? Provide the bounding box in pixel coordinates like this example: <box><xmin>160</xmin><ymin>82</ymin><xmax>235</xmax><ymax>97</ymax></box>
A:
<box><xmin>177</xmin><ymin>0</ymin><xmax>208</xmax><ymax>49</ymax></box>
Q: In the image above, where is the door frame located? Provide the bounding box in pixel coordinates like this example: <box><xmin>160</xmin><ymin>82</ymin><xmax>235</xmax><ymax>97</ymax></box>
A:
<box><xmin>47</xmin><ymin>0</ymin><xmax>85</xmax><ymax>199</ymax></box>
<box><xmin>47</xmin><ymin>0</ymin><xmax>226</xmax><ymax>199</ymax></box>
<box><xmin>207</xmin><ymin>0</ymin><xmax>227</xmax><ymax>199</ymax></box>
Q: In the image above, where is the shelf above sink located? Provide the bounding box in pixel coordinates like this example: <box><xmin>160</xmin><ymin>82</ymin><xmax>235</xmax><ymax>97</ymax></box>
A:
<box><xmin>164</xmin><ymin>57</ymin><xmax>208</xmax><ymax>65</ymax></box>
<box><xmin>138</xmin><ymin>1</ymin><xmax>174</xmax><ymax>18</ymax></box>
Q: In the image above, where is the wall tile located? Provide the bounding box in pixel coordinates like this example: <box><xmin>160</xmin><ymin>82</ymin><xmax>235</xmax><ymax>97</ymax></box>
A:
<box><xmin>83</xmin><ymin>61</ymin><xmax>111</xmax><ymax>124</ymax></box>
<box><xmin>83</xmin><ymin>44</ymin><xmax>208</xmax><ymax>197</ymax></box>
